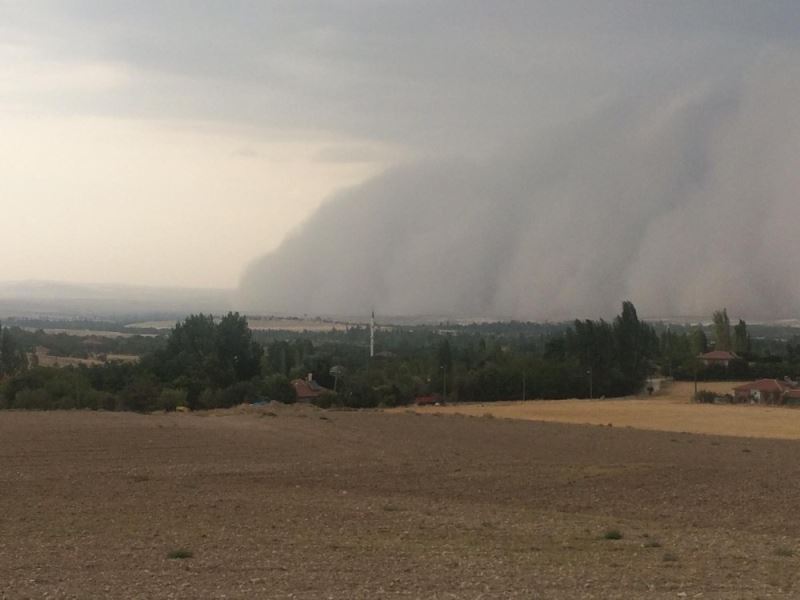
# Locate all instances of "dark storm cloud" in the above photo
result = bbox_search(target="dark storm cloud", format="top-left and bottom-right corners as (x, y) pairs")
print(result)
(9, 2), (799, 151)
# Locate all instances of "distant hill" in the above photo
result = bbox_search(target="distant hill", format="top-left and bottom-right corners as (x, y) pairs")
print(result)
(0, 280), (232, 320)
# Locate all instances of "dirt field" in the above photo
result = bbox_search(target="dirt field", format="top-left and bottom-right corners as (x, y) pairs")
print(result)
(127, 318), (356, 332)
(403, 381), (800, 440)
(3, 405), (800, 598)
(18, 328), (157, 339)
(31, 351), (140, 368)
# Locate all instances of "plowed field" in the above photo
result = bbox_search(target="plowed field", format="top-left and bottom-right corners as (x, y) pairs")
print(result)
(2, 404), (800, 598)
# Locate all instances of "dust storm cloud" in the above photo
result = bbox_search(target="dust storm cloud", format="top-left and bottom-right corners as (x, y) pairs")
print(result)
(239, 51), (800, 319)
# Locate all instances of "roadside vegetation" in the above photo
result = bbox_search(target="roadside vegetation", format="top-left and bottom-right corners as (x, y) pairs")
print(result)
(2, 302), (800, 411)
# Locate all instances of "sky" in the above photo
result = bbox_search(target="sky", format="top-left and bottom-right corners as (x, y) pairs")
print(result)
(3, 2), (800, 318)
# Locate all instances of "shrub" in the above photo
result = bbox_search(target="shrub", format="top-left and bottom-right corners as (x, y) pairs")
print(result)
(120, 377), (162, 412)
(262, 374), (296, 404)
(197, 381), (262, 409)
(694, 389), (717, 404)
(13, 389), (55, 410)
(167, 548), (193, 560)
(80, 389), (116, 411)
(157, 389), (188, 411)
(603, 529), (623, 540)
(311, 390), (339, 409)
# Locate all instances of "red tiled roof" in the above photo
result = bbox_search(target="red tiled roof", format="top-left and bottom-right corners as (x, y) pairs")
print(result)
(414, 395), (440, 406)
(732, 379), (790, 393)
(292, 379), (328, 399)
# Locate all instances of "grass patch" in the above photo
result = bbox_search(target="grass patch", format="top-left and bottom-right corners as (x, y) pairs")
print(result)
(603, 529), (623, 540)
(643, 540), (662, 548)
(167, 548), (193, 560)
(774, 547), (794, 557)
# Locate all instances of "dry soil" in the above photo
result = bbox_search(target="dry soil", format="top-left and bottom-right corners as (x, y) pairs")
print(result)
(2, 404), (800, 598)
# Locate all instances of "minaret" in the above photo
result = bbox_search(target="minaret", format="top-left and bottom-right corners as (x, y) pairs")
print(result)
(370, 310), (375, 358)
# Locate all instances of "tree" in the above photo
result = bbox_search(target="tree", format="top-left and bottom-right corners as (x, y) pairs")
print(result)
(0, 324), (28, 377)
(215, 312), (263, 383)
(153, 313), (263, 406)
(265, 341), (292, 375)
(437, 338), (453, 371)
(613, 301), (654, 393)
(567, 318), (616, 394)
(712, 309), (732, 351)
(690, 327), (708, 355)
(263, 374), (297, 403)
(733, 319), (751, 355)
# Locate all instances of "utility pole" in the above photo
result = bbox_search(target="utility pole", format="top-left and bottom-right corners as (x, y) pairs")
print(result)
(522, 370), (527, 402)
(666, 324), (673, 379)
(370, 310), (375, 359)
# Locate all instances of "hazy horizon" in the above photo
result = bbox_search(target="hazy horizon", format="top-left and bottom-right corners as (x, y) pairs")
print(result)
(4, 2), (800, 319)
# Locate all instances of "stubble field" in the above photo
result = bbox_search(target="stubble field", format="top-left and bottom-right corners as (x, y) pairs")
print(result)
(404, 381), (800, 440)
(3, 401), (800, 598)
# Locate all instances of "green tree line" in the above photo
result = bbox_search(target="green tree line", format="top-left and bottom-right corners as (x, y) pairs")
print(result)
(1, 304), (799, 411)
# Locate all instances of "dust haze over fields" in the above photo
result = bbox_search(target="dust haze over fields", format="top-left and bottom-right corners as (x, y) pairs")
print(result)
(239, 2), (800, 320)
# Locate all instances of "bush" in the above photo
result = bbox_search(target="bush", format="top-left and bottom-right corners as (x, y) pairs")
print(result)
(13, 388), (55, 410)
(156, 388), (188, 411)
(79, 389), (116, 411)
(197, 388), (218, 410)
(120, 377), (162, 412)
(311, 390), (339, 409)
(603, 529), (623, 540)
(262, 374), (296, 404)
(694, 389), (717, 404)
(197, 381), (262, 409)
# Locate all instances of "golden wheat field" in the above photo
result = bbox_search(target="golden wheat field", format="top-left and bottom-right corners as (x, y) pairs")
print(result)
(401, 381), (800, 440)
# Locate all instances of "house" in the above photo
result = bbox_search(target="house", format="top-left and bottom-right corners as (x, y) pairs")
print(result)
(732, 379), (798, 405)
(414, 394), (441, 406)
(698, 350), (740, 367)
(291, 374), (331, 402)
(785, 389), (800, 406)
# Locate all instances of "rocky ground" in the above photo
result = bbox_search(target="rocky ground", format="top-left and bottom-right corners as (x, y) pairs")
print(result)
(2, 404), (800, 598)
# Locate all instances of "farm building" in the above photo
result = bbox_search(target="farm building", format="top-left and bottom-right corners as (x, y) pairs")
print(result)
(732, 379), (800, 405)
(414, 395), (442, 406)
(291, 376), (330, 402)
(698, 350), (740, 367)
